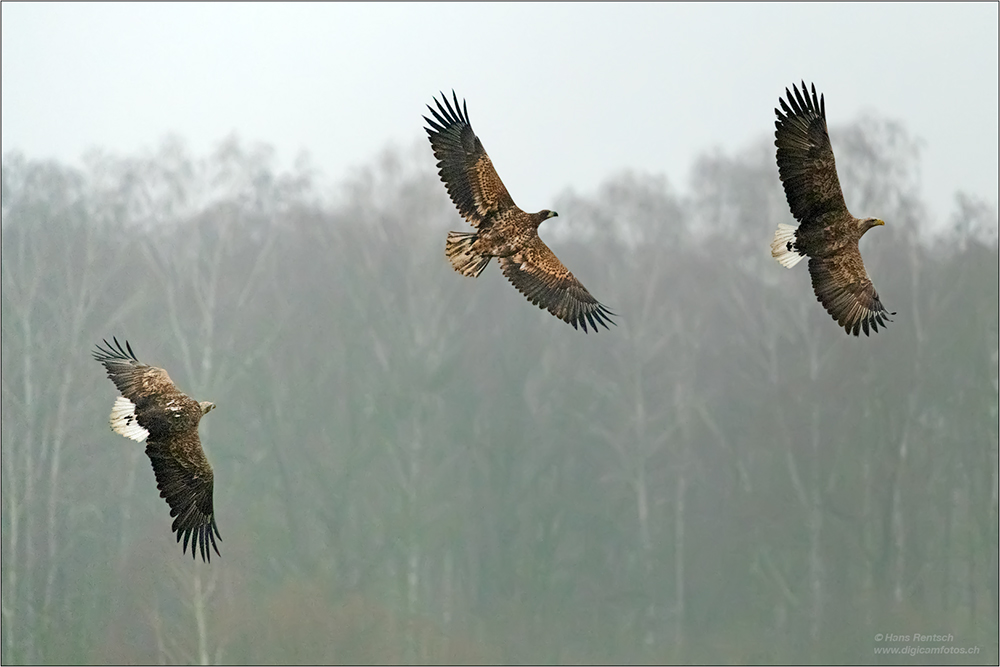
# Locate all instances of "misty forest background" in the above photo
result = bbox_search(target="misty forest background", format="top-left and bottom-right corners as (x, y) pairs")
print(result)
(2, 111), (998, 665)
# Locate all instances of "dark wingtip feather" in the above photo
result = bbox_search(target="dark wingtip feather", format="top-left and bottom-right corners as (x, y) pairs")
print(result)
(120, 337), (138, 362)
(426, 90), (471, 131)
(572, 304), (617, 333)
(93, 336), (139, 364)
(177, 523), (221, 563)
(423, 113), (445, 134)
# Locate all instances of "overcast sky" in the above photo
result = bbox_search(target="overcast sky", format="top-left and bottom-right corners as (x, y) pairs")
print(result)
(3, 3), (997, 228)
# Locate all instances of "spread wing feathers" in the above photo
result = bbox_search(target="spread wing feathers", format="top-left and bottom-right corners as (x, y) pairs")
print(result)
(499, 236), (616, 333)
(146, 437), (221, 562)
(808, 254), (894, 337)
(424, 90), (516, 228)
(93, 337), (221, 562)
(775, 81), (850, 228)
(93, 337), (180, 403)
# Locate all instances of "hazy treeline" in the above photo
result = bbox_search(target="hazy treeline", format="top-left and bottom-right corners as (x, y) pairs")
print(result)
(2, 116), (997, 664)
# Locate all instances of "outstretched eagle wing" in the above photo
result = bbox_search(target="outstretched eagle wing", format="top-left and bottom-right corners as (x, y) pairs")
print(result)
(93, 338), (221, 561)
(93, 337), (177, 402)
(424, 90), (517, 228)
(145, 435), (221, 563)
(774, 81), (851, 229)
(499, 236), (616, 333)
(808, 254), (892, 337)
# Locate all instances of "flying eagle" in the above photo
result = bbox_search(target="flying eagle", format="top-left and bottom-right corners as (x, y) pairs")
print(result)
(424, 91), (615, 333)
(770, 81), (895, 336)
(93, 337), (221, 562)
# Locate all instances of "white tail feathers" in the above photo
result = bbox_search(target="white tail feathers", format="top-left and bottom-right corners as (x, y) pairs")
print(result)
(445, 231), (491, 277)
(771, 223), (805, 268)
(109, 396), (149, 442)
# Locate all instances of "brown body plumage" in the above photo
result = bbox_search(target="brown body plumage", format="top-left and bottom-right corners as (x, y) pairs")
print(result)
(771, 81), (895, 336)
(425, 91), (615, 333)
(94, 337), (221, 562)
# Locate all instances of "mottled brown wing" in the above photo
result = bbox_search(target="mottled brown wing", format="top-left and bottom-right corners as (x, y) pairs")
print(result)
(93, 337), (178, 403)
(145, 433), (221, 562)
(775, 82), (851, 230)
(424, 91), (517, 228)
(808, 251), (893, 337)
(499, 236), (616, 333)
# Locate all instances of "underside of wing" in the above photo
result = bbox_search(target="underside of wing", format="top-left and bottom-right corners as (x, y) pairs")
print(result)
(424, 91), (516, 228)
(145, 434), (221, 562)
(499, 236), (616, 333)
(775, 82), (851, 230)
(808, 252), (894, 336)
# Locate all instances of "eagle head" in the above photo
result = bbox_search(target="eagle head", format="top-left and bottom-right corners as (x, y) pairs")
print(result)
(199, 401), (216, 415)
(857, 217), (885, 237)
(531, 209), (558, 229)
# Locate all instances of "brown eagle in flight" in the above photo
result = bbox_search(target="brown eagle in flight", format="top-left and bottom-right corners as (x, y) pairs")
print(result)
(771, 81), (895, 336)
(424, 91), (615, 333)
(94, 338), (221, 562)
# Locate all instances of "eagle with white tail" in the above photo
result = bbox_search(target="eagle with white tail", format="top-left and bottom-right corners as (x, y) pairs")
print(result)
(771, 81), (895, 336)
(94, 337), (221, 562)
(424, 91), (615, 333)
